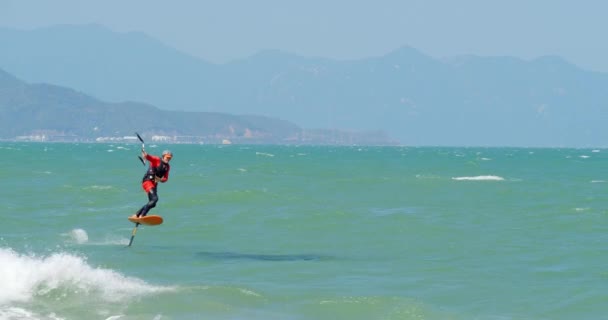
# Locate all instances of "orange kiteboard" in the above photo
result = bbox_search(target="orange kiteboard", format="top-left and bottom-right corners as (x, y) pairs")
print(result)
(128, 214), (164, 226)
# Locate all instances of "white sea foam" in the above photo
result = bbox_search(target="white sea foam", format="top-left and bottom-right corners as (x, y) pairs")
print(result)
(452, 175), (505, 181)
(0, 307), (50, 320)
(61, 230), (132, 246)
(0, 248), (175, 305)
(85, 185), (114, 190)
(239, 288), (262, 297)
(415, 174), (441, 180)
(64, 229), (89, 244)
(255, 152), (275, 157)
(84, 236), (130, 246)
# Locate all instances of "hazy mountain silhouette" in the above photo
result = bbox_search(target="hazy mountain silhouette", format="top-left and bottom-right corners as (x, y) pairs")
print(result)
(0, 68), (296, 141)
(0, 68), (393, 145)
(1, 25), (607, 146)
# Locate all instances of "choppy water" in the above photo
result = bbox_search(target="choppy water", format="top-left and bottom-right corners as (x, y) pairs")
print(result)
(1, 142), (607, 319)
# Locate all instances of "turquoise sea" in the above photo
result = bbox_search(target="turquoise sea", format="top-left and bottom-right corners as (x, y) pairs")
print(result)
(1, 142), (607, 320)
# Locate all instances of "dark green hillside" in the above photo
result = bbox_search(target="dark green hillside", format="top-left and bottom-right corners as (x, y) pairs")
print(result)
(0, 69), (300, 141)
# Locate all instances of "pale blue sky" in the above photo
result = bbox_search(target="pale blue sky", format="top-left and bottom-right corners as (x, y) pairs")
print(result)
(2, 0), (607, 72)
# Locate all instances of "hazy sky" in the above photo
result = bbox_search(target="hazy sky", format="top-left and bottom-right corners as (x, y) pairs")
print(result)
(2, 0), (608, 72)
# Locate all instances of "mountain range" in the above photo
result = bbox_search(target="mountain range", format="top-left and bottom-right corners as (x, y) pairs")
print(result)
(0, 68), (392, 145)
(1, 24), (607, 147)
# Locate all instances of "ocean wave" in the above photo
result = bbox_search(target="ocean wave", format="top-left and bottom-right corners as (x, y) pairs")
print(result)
(0, 248), (175, 305)
(452, 175), (505, 181)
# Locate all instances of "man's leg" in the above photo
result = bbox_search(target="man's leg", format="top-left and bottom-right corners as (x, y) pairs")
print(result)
(137, 187), (159, 217)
